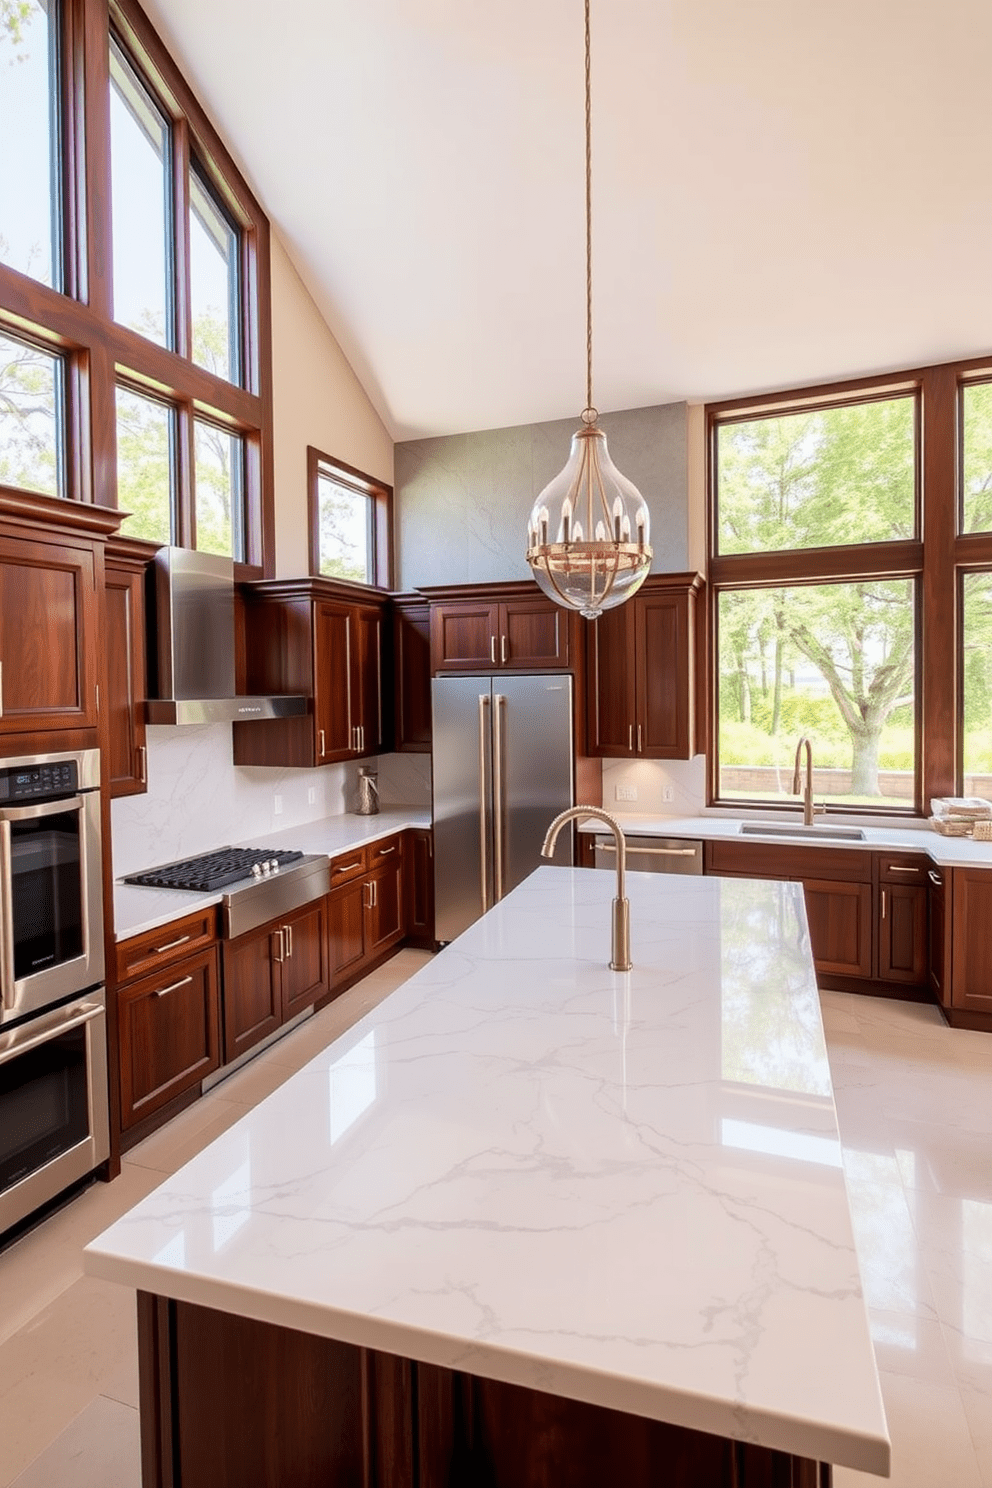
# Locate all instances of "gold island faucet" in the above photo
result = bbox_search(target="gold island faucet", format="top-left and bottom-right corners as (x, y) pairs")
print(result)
(541, 806), (631, 972)
(792, 737), (825, 827)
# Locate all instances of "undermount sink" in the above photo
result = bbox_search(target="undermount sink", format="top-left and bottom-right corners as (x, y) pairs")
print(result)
(738, 823), (866, 842)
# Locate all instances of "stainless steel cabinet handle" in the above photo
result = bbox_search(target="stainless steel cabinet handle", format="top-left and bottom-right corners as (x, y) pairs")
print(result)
(360, 724), (365, 752)
(490, 635), (497, 665)
(138, 745), (147, 784)
(153, 934), (191, 954)
(337, 857), (362, 873)
(887, 864), (921, 874)
(493, 694), (506, 903)
(501, 635), (507, 665)
(637, 724), (643, 752)
(928, 869), (943, 887)
(376, 844), (396, 856)
(319, 728), (326, 758)
(479, 694), (491, 913)
(628, 724), (633, 751)
(372, 879), (377, 909)
(272, 929), (285, 963)
(881, 889), (887, 920)
(155, 975), (193, 999)
(284, 923), (293, 958)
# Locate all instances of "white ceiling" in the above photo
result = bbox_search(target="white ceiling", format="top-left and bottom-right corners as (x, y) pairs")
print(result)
(144, 0), (992, 441)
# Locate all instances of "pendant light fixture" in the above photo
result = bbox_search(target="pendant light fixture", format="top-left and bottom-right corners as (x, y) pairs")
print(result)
(526, 0), (652, 621)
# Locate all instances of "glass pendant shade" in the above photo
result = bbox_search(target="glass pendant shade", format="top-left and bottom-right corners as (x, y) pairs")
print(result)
(527, 422), (653, 620)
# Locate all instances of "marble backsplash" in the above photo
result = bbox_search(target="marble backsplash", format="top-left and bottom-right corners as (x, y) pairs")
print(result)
(110, 726), (429, 878)
(600, 755), (706, 817)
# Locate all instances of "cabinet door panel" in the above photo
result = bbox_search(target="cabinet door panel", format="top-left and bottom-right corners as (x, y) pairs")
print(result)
(106, 561), (148, 796)
(368, 859), (403, 957)
(119, 948), (220, 1129)
(0, 537), (97, 732)
(281, 900), (330, 1021)
(314, 603), (354, 762)
(328, 879), (367, 988)
(951, 869), (992, 1013)
(878, 883), (926, 984)
(803, 879), (872, 979)
(405, 829), (435, 948)
(637, 591), (691, 758)
(430, 602), (498, 671)
(222, 928), (281, 1062)
(394, 602), (432, 751)
(355, 606), (383, 754)
(585, 603), (635, 756)
(500, 600), (569, 668)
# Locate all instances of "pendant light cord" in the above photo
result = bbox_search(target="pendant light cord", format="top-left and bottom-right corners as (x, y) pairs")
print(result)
(583, 0), (596, 424)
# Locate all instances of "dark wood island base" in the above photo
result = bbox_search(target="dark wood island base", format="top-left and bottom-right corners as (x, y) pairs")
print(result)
(138, 1293), (832, 1488)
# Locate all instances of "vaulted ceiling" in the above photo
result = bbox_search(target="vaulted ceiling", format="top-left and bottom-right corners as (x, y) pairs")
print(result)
(144, 0), (992, 439)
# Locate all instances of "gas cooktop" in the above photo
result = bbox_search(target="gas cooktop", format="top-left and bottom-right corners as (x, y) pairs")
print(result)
(124, 845), (304, 892)
(123, 845), (331, 938)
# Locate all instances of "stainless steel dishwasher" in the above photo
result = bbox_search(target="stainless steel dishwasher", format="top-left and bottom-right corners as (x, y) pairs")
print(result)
(591, 834), (703, 875)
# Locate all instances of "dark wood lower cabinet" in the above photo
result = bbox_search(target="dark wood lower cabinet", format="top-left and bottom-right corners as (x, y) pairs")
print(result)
(927, 866), (951, 1009)
(328, 877), (369, 988)
(405, 828), (435, 948)
(877, 882), (927, 985)
(326, 834), (409, 994)
(118, 949), (221, 1130)
(802, 878), (873, 980)
(138, 1295), (830, 1488)
(223, 901), (330, 1063)
(950, 867), (992, 1022)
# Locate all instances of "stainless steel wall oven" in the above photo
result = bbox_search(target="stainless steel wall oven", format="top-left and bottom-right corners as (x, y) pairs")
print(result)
(0, 750), (109, 1236)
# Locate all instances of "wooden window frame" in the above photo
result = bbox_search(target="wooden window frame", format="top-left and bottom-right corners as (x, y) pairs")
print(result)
(707, 356), (992, 814)
(0, 0), (275, 576)
(307, 445), (393, 590)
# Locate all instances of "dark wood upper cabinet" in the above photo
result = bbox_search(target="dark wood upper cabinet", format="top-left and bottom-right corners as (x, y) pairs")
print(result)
(105, 537), (159, 797)
(0, 534), (97, 736)
(423, 582), (572, 674)
(393, 596), (431, 752)
(232, 577), (388, 768)
(586, 573), (702, 760)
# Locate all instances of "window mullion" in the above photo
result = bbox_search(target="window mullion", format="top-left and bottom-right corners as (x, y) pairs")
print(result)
(920, 365), (958, 801)
(175, 401), (195, 548)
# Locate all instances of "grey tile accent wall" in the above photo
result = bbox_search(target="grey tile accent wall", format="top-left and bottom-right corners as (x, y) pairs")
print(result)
(395, 402), (688, 589)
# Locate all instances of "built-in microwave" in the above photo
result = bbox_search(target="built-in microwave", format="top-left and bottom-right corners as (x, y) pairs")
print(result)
(0, 749), (104, 1028)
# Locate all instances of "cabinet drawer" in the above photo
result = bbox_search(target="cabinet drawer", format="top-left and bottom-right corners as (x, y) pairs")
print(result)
(116, 908), (219, 985)
(705, 839), (871, 883)
(878, 854), (928, 884)
(368, 834), (402, 869)
(329, 847), (368, 888)
(118, 947), (221, 1129)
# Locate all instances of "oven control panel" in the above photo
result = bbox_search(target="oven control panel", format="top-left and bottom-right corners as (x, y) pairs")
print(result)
(0, 760), (78, 802)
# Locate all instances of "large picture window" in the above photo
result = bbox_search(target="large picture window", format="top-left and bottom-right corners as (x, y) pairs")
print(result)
(0, 0), (273, 573)
(710, 365), (992, 811)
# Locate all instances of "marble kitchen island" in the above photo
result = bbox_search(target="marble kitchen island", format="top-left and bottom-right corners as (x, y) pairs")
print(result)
(85, 867), (890, 1486)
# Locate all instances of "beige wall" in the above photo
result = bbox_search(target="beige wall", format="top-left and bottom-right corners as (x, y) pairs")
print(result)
(269, 233), (394, 578)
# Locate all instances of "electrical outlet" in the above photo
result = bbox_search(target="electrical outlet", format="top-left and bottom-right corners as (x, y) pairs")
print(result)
(663, 786), (674, 803)
(308, 787), (316, 806)
(274, 794), (283, 815)
(615, 784), (638, 802)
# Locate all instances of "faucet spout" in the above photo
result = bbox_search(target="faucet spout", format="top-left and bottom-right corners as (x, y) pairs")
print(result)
(792, 737), (823, 827)
(541, 805), (631, 971)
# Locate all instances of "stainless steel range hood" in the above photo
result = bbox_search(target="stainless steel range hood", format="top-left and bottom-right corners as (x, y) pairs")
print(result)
(145, 548), (307, 726)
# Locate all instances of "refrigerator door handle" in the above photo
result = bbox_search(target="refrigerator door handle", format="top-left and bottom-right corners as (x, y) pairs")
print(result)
(493, 693), (507, 902)
(478, 693), (491, 913)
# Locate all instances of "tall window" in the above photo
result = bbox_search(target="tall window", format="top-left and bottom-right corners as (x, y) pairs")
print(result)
(710, 365), (992, 810)
(308, 448), (392, 588)
(0, 0), (61, 288)
(710, 392), (921, 813)
(0, 0), (273, 572)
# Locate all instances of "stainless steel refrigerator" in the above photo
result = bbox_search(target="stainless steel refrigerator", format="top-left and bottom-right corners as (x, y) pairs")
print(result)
(432, 674), (574, 943)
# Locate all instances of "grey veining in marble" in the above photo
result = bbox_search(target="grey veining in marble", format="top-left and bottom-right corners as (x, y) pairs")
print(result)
(87, 868), (888, 1474)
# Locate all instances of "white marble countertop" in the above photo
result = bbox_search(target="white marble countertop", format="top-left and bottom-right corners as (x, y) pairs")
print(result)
(87, 866), (889, 1475)
(579, 811), (992, 868)
(112, 808), (432, 942)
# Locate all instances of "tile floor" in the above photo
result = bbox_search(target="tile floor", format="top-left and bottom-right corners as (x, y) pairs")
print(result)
(0, 970), (989, 1486)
